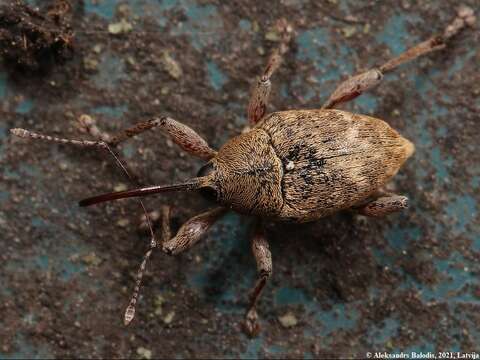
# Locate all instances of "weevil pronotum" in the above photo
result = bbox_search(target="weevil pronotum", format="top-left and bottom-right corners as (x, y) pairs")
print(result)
(10, 6), (476, 337)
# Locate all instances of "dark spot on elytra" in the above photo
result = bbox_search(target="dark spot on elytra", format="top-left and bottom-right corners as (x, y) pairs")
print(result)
(285, 142), (303, 161)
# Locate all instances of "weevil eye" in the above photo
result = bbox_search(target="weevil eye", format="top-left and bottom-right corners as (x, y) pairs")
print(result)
(197, 162), (218, 202)
(197, 162), (214, 178)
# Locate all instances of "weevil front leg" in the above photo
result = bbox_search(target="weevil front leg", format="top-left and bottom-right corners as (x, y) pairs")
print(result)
(247, 19), (293, 125)
(322, 5), (475, 109)
(354, 194), (409, 217)
(83, 114), (216, 160)
(108, 116), (216, 160)
(124, 206), (227, 325)
(243, 224), (272, 337)
(11, 115), (217, 160)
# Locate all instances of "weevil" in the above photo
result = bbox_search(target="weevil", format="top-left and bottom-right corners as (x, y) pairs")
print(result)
(10, 7), (475, 337)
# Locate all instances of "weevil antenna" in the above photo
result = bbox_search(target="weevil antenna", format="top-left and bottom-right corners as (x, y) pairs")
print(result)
(102, 145), (158, 326)
(78, 177), (210, 207)
(103, 146), (156, 241)
(124, 239), (157, 325)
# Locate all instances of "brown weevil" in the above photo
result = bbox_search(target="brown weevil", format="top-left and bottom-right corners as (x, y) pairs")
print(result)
(10, 7), (476, 337)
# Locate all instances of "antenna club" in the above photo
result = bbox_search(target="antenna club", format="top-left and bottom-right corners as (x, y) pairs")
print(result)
(124, 305), (135, 326)
(10, 128), (30, 138)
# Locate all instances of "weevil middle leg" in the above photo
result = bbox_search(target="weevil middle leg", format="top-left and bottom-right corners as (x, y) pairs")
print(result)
(321, 5), (475, 110)
(247, 18), (293, 125)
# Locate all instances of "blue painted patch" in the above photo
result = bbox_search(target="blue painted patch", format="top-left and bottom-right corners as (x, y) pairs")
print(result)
(413, 250), (479, 303)
(186, 212), (255, 314)
(0, 191), (9, 203)
(296, 28), (353, 86)
(122, 142), (135, 159)
(265, 344), (285, 355)
(92, 105), (128, 118)
(436, 126), (447, 137)
(15, 99), (33, 114)
(447, 48), (477, 78)
(169, 2), (222, 50)
(93, 54), (127, 89)
(84, 0), (116, 20)
(375, 15), (419, 55)
(0, 123), (6, 160)
(33, 255), (49, 270)
(430, 147), (452, 182)
(471, 176), (480, 189)
(207, 61), (227, 91)
(275, 287), (308, 306)
(445, 195), (477, 236)
(297, 28), (329, 63)
(240, 337), (262, 359)
(31, 216), (47, 228)
(354, 93), (378, 113)
(385, 225), (421, 250)
(315, 303), (358, 334)
(239, 19), (251, 31)
(19, 163), (40, 177)
(158, 0), (177, 11)
(0, 335), (52, 359)
(368, 317), (400, 345)
(0, 71), (6, 99)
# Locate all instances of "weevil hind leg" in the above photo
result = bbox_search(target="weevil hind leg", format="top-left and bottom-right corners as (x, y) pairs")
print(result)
(322, 5), (475, 110)
(247, 19), (293, 125)
(243, 223), (272, 337)
(354, 194), (409, 217)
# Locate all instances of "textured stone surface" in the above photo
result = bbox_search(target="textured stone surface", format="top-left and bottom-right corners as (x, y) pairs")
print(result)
(0, 0), (479, 358)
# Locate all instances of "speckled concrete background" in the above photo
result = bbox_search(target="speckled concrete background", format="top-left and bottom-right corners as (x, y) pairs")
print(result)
(0, 0), (479, 358)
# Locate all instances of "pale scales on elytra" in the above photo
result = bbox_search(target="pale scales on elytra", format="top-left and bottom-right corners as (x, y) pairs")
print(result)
(10, 6), (476, 337)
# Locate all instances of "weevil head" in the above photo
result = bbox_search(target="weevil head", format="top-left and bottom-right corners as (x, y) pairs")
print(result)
(197, 129), (284, 216)
(80, 130), (282, 216)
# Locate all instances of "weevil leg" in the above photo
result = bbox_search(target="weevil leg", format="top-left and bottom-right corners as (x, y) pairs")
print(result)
(247, 19), (293, 125)
(124, 206), (227, 325)
(354, 194), (409, 217)
(243, 224), (272, 337)
(108, 116), (217, 160)
(322, 5), (475, 109)
(139, 205), (172, 235)
(12, 115), (217, 160)
(161, 207), (227, 255)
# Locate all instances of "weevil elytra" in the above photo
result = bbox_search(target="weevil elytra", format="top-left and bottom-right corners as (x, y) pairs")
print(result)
(10, 6), (475, 337)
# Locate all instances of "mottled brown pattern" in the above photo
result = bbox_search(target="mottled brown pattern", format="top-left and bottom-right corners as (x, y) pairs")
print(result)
(256, 109), (414, 222)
